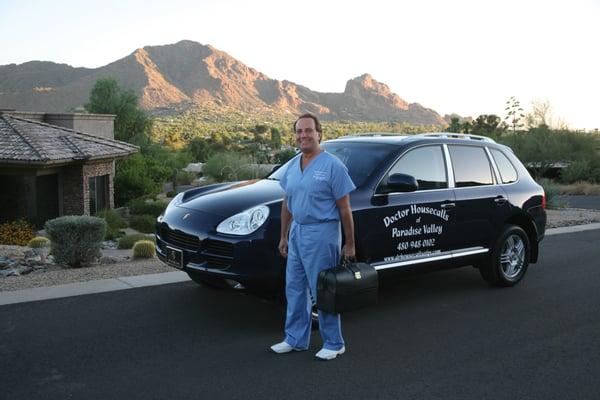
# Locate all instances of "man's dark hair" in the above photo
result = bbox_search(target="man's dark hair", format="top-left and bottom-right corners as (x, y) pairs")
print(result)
(293, 113), (322, 134)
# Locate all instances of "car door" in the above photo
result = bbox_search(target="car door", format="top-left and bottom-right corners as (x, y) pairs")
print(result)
(354, 144), (455, 266)
(446, 144), (511, 252)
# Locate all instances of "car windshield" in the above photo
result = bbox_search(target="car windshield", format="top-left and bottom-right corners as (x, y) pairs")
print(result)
(267, 142), (395, 187)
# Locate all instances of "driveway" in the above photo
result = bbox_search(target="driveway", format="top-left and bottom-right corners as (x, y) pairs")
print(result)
(1, 230), (599, 400)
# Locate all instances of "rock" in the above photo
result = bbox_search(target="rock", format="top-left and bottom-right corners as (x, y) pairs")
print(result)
(23, 249), (36, 258)
(99, 256), (119, 265)
(17, 265), (33, 275)
(0, 269), (17, 277)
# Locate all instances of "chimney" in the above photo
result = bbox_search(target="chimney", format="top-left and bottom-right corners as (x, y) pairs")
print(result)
(43, 113), (116, 140)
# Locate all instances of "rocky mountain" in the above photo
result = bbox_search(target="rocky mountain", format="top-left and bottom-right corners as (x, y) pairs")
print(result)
(0, 40), (445, 125)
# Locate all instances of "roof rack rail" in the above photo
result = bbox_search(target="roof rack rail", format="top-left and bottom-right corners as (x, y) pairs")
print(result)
(418, 132), (496, 143)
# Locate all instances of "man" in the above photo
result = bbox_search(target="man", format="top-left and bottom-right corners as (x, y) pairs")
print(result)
(270, 113), (356, 360)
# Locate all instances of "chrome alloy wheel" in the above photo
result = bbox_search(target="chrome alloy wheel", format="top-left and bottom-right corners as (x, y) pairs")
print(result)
(500, 234), (525, 279)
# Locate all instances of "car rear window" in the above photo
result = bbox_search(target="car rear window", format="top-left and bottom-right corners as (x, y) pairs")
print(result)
(268, 142), (395, 187)
(490, 148), (518, 184)
(448, 145), (494, 187)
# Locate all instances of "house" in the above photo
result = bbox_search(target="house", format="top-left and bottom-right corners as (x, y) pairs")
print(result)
(0, 110), (138, 227)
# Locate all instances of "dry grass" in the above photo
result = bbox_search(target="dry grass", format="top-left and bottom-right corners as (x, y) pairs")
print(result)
(557, 181), (600, 195)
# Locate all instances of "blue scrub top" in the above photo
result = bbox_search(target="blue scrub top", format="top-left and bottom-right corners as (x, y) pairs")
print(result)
(279, 151), (356, 225)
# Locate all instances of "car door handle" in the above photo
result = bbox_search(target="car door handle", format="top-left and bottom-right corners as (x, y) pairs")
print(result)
(440, 202), (455, 209)
(494, 196), (508, 205)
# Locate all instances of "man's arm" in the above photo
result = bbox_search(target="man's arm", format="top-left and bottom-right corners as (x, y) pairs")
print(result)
(279, 196), (292, 257)
(336, 194), (356, 260)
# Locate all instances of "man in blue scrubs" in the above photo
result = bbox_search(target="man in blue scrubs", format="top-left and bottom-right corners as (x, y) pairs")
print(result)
(270, 113), (356, 360)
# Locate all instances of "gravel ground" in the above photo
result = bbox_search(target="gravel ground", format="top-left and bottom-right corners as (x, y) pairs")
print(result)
(0, 258), (172, 292)
(2, 207), (600, 293)
(545, 207), (600, 228)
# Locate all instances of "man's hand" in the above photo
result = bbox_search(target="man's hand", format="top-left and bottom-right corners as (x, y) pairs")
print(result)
(341, 243), (356, 262)
(279, 237), (288, 258)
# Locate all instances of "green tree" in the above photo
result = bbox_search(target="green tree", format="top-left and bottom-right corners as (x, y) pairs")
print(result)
(270, 127), (282, 149)
(471, 114), (505, 137)
(85, 77), (152, 143)
(447, 117), (461, 133)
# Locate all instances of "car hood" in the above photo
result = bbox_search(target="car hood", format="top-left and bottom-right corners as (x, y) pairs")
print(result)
(177, 179), (284, 217)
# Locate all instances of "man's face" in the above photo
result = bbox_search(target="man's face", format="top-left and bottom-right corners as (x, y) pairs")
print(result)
(295, 117), (321, 153)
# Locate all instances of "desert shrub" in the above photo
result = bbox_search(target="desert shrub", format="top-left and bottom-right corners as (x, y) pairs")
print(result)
(28, 236), (50, 248)
(176, 170), (197, 186)
(560, 160), (589, 184)
(166, 190), (176, 198)
(129, 214), (156, 233)
(0, 219), (36, 246)
(537, 178), (564, 209)
(96, 209), (127, 240)
(559, 181), (600, 195)
(132, 240), (156, 259)
(274, 148), (297, 164)
(45, 216), (106, 267)
(128, 198), (168, 218)
(118, 234), (155, 249)
(203, 152), (255, 182)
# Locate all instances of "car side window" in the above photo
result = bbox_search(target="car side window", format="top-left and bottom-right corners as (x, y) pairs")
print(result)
(490, 148), (518, 184)
(448, 145), (494, 187)
(380, 145), (447, 192)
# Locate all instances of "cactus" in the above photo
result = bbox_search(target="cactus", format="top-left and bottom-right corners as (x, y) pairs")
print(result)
(28, 236), (50, 248)
(132, 240), (156, 259)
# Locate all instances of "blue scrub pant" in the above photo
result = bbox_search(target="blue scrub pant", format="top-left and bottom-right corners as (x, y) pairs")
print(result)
(284, 220), (345, 351)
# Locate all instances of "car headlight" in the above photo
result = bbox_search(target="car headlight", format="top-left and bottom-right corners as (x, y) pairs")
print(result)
(216, 205), (270, 235)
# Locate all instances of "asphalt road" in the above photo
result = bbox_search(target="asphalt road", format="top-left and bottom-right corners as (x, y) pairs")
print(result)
(556, 195), (600, 210)
(2, 230), (600, 400)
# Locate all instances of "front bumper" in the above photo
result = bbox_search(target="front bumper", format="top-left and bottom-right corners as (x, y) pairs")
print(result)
(155, 206), (284, 289)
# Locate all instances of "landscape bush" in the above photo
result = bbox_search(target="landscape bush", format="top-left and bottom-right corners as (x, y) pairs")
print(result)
(129, 214), (156, 233)
(118, 234), (155, 249)
(132, 240), (156, 259)
(96, 209), (127, 240)
(45, 216), (106, 267)
(128, 198), (168, 218)
(0, 219), (36, 246)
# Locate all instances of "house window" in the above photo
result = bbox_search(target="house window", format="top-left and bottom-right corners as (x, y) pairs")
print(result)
(89, 175), (108, 214)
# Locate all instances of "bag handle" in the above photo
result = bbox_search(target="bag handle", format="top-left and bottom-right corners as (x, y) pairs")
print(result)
(340, 257), (362, 280)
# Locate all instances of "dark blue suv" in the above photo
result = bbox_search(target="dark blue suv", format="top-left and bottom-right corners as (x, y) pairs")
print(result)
(156, 133), (546, 294)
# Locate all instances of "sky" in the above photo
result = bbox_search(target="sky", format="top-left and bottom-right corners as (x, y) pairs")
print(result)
(1, 0), (599, 129)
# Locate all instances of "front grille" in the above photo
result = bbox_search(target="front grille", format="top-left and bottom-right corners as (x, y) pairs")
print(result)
(201, 239), (234, 269)
(160, 226), (200, 250)
(203, 239), (234, 257)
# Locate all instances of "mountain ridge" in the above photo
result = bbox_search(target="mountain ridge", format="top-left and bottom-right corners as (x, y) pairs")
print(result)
(0, 40), (445, 125)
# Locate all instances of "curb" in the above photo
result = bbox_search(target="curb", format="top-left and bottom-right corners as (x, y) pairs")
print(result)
(545, 222), (600, 236)
(0, 271), (190, 306)
(2, 223), (600, 307)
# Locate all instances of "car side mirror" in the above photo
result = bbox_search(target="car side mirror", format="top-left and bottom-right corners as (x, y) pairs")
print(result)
(387, 173), (418, 193)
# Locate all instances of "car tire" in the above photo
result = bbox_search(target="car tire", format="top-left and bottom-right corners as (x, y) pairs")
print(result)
(479, 224), (530, 287)
(187, 271), (229, 289)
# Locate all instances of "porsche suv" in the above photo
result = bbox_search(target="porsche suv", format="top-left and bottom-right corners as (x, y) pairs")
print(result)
(155, 133), (546, 295)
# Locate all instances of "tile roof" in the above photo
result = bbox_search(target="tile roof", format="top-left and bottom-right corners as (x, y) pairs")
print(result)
(0, 115), (138, 165)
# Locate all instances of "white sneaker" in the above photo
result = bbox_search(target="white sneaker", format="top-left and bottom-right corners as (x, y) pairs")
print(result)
(270, 341), (302, 354)
(315, 346), (346, 360)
